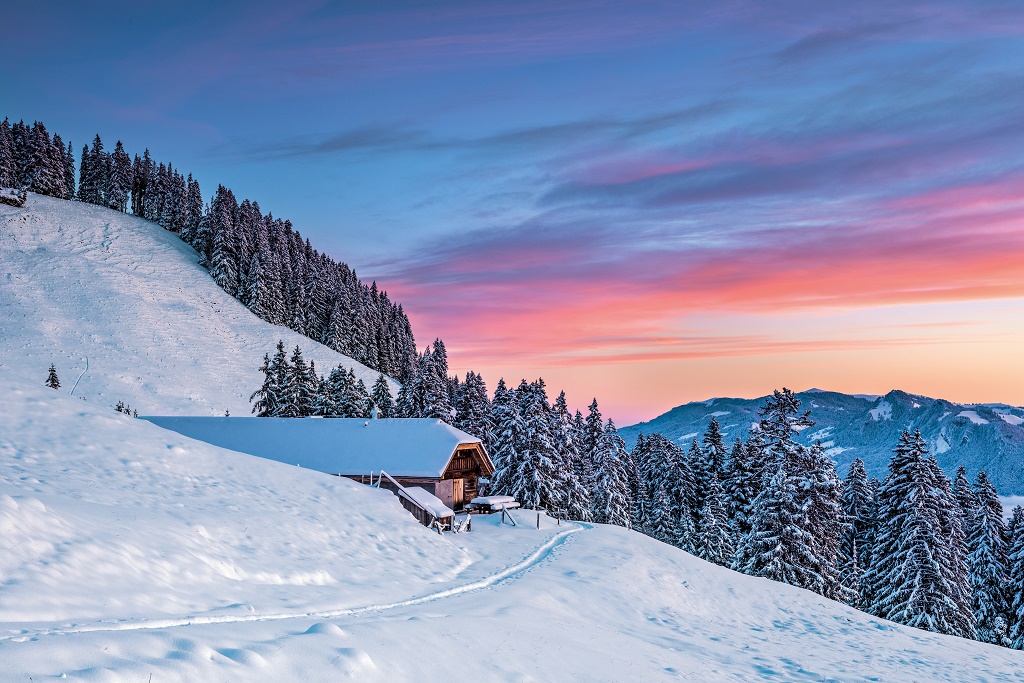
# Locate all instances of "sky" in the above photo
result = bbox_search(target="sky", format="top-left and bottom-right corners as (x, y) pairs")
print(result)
(4, 0), (1024, 424)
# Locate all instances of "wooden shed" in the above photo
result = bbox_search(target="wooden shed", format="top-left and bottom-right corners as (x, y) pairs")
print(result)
(141, 416), (494, 516)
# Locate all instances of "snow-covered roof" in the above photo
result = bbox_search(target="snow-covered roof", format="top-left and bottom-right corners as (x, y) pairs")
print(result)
(404, 486), (455, 519)
(141, 417), (489, 478)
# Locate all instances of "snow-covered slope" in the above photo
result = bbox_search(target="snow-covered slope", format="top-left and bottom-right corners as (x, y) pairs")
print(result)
(0, 193), (391, 416)
(3, 373), (1023, 681)
(622, 389), (1024, 495)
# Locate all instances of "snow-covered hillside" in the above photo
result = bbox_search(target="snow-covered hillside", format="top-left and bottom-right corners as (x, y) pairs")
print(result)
(2, 374), (1023, 681)
(0, 193), (392, 416)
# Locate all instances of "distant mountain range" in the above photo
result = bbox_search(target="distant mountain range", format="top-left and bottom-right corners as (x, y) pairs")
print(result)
(621, 389), (1024, 495)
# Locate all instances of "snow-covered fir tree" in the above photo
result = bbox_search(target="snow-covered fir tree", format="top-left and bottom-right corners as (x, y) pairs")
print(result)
(1006, 507), (1024, 649)
(969, 470), (1011, 645)
(505, 379), (562, 511)
(864, 429), (974, 637)
(106, 141), (132, 212)
(636, 432), (688, 546)
(551, 390), (592, 521)
(371, 374), (395, 418)
(722, 435), (763, 546)
(696, 470), (732, 566)
(454, 371), (491, 445)
(590, 419), (632, 528)
(954, 466), (980, 531)
(841, 458), (874, 606)
(0, 118), (15, 188)
(733, 391), (849, 601)
(734, 463), (807, 584)
(250, 353), (277, 417)
(421, 338), (452, 421)
(702, 416), (728, 479)
(487, 379), (527, 499)
(284, 346), (316, 417)
(45, 364), (60, 390)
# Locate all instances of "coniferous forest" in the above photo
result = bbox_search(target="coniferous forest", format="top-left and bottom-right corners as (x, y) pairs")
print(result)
(9, 114), (1024, 653)
(0, 117), (418, 381)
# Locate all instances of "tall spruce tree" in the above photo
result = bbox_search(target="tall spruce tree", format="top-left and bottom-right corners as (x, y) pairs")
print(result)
(841, 458), (874, 606)
(106, 141), (132, 211)
(488, 379), (527, 499)
(865, 430), (974, 637)
(250, 353), (278, 417)
(1006, 507), (1024, 649)
(702, 416), (728, 478)
(551, 390), (592, 521)
(696, 470), (733, 566)
(590, 419), (632, 527)
(454, 371), (491, 444)
(371, 374), (395, 418)
(970, 470), (1011, 645)
(0, 118), (14, 188)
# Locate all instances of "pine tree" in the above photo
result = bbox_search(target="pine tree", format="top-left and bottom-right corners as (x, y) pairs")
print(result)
(269, 341), (292, 416)
(209, 185), (241, 294)
(639, 433), (690, 546)
(0, 118), (14, 188)
(371, 373), (395, 418)
(106, 140), (132, 212)
(799, 441), (851, 603)
(841, 458), (874, 606)
(508, 379), (562, 511)
(62, 140), (75, 200)
(702, 416), (728, 478)
(954, 466), (979, 529)
(552, 391), (592, 521)
(287, 346), (318, 417)
(970, 470), (1011, 645)
(696, 471), (733, 566)
(421, 338), (452, 421)
(591, 419), (632, 527)
(249, 353), (277, 417)
(488, 379), (527, 499)
(734, 463), (807, 584)
(864, 430), (974, 637)
(353, 378), (372, 418)
(582, 398), (604, 495)
(723, 435), (763, 546)
(45, 364), (60, 390)
(1006, 507), (1024, 649)
(454, 371), (492, 445)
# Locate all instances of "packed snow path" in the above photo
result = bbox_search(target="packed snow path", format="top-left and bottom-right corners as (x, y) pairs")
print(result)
(2, 379), (1024, 681)
(0, 524), (582, 641)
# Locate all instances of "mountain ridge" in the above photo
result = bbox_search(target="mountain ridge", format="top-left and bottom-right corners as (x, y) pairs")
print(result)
(622, 387), (1024, 495)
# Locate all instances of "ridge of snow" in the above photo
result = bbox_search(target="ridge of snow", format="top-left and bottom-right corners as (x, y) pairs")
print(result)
(999, 414), (1024, 426)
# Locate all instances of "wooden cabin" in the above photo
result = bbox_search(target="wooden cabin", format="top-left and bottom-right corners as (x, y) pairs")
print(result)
(141, 416), (494, 520)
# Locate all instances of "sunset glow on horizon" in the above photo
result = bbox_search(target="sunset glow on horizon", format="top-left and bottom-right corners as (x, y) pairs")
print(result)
(6, 0), (1024, 424)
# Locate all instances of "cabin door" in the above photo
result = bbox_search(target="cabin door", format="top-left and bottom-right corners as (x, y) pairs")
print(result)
(452, 478), (464, 509)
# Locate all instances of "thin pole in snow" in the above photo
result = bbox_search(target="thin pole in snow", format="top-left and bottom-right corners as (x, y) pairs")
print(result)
(537, 512), (540, 529)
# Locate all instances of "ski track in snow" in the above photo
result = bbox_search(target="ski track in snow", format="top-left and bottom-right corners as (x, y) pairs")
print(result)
(0, 526), (583, 642)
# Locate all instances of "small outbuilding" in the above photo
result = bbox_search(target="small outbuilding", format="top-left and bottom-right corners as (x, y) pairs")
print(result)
(142, 416), (494, 517)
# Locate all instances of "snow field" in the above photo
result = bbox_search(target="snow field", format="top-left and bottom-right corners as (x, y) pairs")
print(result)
(3, 375), (1024, 680)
